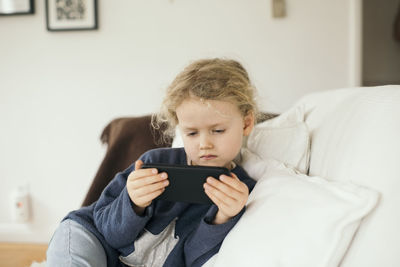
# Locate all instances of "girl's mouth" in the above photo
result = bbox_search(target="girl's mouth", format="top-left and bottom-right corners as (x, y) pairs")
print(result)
(200, 155), (217, 160)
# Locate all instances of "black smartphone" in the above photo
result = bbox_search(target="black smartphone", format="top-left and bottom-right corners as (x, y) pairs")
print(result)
(141, 163), (230, 205)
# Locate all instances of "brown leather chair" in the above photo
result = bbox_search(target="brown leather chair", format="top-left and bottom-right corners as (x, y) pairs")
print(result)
(81, 115), (171, 206)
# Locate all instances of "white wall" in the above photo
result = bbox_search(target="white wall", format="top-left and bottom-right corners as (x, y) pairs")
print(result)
(0, 0), (360, 243)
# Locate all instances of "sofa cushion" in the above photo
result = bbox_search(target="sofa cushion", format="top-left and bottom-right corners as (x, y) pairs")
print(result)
(246, 105), (310, 174)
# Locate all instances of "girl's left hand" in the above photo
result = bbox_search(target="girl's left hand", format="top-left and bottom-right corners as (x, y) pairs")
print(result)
(204, 173), (249, 224)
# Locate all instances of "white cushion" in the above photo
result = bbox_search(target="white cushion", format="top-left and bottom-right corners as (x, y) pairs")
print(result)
(172, 105), (310, 174)
(210, 149), (379, 267)
(171, 128), (184, 148)
(294, 85), (400, 266)
(246, 105), (310, 174)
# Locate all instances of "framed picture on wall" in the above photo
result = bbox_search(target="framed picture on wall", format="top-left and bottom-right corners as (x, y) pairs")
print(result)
(45, 0), (98, 31)
(0, 0), (34, 15)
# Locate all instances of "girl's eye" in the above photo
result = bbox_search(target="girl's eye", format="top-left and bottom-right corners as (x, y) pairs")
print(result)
(187, 132), (197, 136)
(213, 129), (225, 134)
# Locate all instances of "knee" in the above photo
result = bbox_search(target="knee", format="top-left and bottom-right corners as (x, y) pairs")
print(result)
(47, 219), (107, 267)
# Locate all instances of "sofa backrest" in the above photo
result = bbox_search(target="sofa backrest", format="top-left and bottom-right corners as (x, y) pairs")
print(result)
(294, 85), (400, 267)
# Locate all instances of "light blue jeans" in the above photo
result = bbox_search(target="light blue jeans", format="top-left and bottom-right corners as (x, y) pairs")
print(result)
(46, 219), (107, 267)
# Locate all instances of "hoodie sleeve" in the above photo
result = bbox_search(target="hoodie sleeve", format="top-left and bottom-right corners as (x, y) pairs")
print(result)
(184, 168), (256, 266)
(183, 205), (246, 266)
(93, 154), (154, 250)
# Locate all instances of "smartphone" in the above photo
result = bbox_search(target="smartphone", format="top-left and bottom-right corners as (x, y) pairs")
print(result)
(141, 163), (230, 205)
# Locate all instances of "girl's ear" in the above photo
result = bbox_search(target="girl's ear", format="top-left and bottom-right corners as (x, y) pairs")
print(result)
(243, 111), (255, 136)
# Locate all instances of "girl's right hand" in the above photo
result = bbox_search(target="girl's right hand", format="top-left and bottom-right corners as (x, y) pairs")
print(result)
(127, 160), (169, 214)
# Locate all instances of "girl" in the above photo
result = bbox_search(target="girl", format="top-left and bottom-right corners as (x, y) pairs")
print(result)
(47, 58), (259, 267)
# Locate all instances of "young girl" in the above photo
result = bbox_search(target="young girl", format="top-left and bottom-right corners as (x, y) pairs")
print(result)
(47, 58), (259, 267)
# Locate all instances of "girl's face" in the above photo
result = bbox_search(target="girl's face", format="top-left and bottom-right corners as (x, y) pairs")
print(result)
(176, 98), (254, 169)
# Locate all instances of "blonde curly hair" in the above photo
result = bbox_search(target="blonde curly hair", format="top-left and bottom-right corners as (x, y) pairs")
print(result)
(152, 58), (259, 142)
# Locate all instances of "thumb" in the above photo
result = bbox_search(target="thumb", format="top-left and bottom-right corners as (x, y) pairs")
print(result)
(230, 172), (240, 180)
(135, 160), (143, 170)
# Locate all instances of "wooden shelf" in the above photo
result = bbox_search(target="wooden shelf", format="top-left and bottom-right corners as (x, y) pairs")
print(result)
(0, 242), (47, 267)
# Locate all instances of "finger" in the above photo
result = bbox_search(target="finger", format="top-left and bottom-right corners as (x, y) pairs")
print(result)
(135, 160), (143, 170)
(205, 184), (247, 219)
(135, 188), (166, 206)
(219, 174), (248, 193)
(204, 185), (235, 213)
(204, 184), (225, 207)
(204, 182), (236, 206)
(133, 179), (169, 198)
(128, 167), (159, 182)
(129, 172), (168, 189)
(206, 177), (242, 201)
(133, 160), (160, 179)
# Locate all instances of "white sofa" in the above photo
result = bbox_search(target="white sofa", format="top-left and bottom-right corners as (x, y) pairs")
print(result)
(202, 85), (400, 267)
(297, 85), (400, 267)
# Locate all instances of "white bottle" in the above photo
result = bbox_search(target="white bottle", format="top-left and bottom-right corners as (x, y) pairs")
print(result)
(11, 185), (31, 223)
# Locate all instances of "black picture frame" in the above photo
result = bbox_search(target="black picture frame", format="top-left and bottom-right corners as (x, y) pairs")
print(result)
(45, 0), (98, 32)
(0, 0), (34, 15)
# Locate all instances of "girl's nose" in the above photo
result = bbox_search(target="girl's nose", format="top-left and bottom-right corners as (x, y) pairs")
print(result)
(199, 135), (213, 150)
